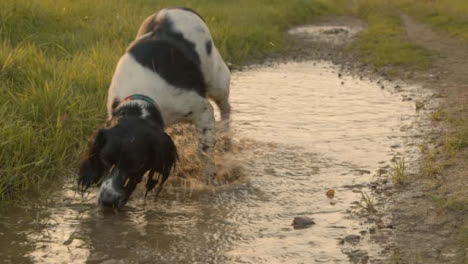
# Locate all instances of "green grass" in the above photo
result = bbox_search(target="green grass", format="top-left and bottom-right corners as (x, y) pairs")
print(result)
(349, 0), (468, 74)
(393, 0), (468, 42)
(429, 109), (447, 122)
(0, 0), (347, 202)
(457, 227), (468, 253)
(390, 157), (406, 185)
(359, 191), (377, 213)
(351, 0), (432, 74)
(420, 114), (468, 179)
(432, 194), (468, 221)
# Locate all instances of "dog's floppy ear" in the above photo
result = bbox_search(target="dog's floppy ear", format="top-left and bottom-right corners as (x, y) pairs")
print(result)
(145, 129), (178, 197)
(78, 129), (107, 192)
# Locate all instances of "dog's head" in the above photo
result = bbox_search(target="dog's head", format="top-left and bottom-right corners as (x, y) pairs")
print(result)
(78, 115), (177, 209)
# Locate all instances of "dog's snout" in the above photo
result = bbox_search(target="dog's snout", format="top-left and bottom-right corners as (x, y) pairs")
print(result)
(98, 190), (125, 208)
(98, 178), (126, 208)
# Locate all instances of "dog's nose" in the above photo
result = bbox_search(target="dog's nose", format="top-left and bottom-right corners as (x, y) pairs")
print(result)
(98, 190), (125, 208)
(98, 179), (126, 208)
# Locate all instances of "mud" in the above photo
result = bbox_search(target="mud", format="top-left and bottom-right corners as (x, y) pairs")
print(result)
(387, 14), (468, 263)
(0, 57), (435, 263)
(0, 17), (444, 264)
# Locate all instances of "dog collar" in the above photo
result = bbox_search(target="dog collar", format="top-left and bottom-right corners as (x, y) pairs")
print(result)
(122, 94), (157, 108)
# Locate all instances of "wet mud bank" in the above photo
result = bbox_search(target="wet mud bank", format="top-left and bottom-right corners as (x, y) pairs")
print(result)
(388, 14), (468, 263)
(0, 17), (443, 263)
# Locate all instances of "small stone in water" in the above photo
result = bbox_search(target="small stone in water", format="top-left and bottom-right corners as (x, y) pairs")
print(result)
(343, 234), (361, 244)
(292, 216), (316, 229)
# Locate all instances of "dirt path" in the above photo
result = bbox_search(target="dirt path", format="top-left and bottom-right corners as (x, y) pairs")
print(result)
(401, 13), (468, 92)
(390, 14), (468, 263)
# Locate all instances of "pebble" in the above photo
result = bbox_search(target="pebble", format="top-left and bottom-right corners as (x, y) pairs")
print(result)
(100, 259), (125, 264)
(343, 234), (361, 244)
(222, 219), (236, 225)
(87, 252), (109, 263)
(315, 257), (330, 262)
(378, 168), (388, 175)
(292, 216), (316, 229)
(345, 249), (369, 263)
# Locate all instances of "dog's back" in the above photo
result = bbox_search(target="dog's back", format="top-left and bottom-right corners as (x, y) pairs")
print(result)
(81, 8), (232, 202)
(107, 8), (230, 126)
(135, 8), (229, 98)
(136, 8), (211, 64)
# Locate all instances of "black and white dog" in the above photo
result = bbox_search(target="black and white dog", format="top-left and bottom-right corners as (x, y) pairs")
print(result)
(78, 8), (231, 208)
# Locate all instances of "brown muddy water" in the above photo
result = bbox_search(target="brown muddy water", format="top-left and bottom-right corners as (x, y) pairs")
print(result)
(0, 60), (433, 264)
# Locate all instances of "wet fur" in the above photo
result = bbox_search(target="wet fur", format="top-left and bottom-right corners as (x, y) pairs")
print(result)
(78, 7), (230, 207)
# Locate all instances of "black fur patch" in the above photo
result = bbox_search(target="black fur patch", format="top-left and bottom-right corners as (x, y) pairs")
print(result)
(113, 104), (142, 117)
(144, 104), (165, 127)
(205, 40), (212, 55)
(112, 103), (165, 128)
(78, 130), (107, 191)
(111, 98), (120, 110)
(81, 108), (177, 208)
(128, 18), (206, 97)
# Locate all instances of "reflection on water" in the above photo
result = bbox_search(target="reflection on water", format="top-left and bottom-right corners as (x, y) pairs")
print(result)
(231, 62), (415, 167)
(0, 61), (424, 263)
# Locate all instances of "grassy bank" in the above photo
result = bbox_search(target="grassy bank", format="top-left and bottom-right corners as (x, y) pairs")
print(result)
(350, 0), (468, 73)
(0, 0), (347, 202)
(351, 0), (432, 75)
(393, 0), (468, 41)
(349, 0), (468, 256)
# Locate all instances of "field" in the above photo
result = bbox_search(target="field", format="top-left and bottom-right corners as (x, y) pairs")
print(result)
(1, 0), (468, 262)
(0, 0), (345, 202)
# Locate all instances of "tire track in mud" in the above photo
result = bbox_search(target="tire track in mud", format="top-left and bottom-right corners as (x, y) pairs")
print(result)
(388, 13), (468, 264)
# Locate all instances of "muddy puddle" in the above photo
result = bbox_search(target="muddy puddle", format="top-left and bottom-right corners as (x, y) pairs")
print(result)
(0, 59), (434, 263)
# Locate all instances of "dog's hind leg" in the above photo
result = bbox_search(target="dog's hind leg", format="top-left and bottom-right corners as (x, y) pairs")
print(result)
(194, 101), (217, 185)
(212, 95), (231, 151)
(208, 60), (231, 151)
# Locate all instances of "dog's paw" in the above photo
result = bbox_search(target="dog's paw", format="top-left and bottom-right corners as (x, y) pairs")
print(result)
(223, 139), (231, 152)
(204, 167), (221, 186)
(205, 176), (221, 186)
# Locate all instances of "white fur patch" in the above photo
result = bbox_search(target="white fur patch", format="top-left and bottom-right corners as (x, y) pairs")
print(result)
(107, 8), (230, 123)
(105, 8), (232, 183)
(99, 178), (121, 197)
(107, 54), (206, 125)
(162, 9), (231, 93)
